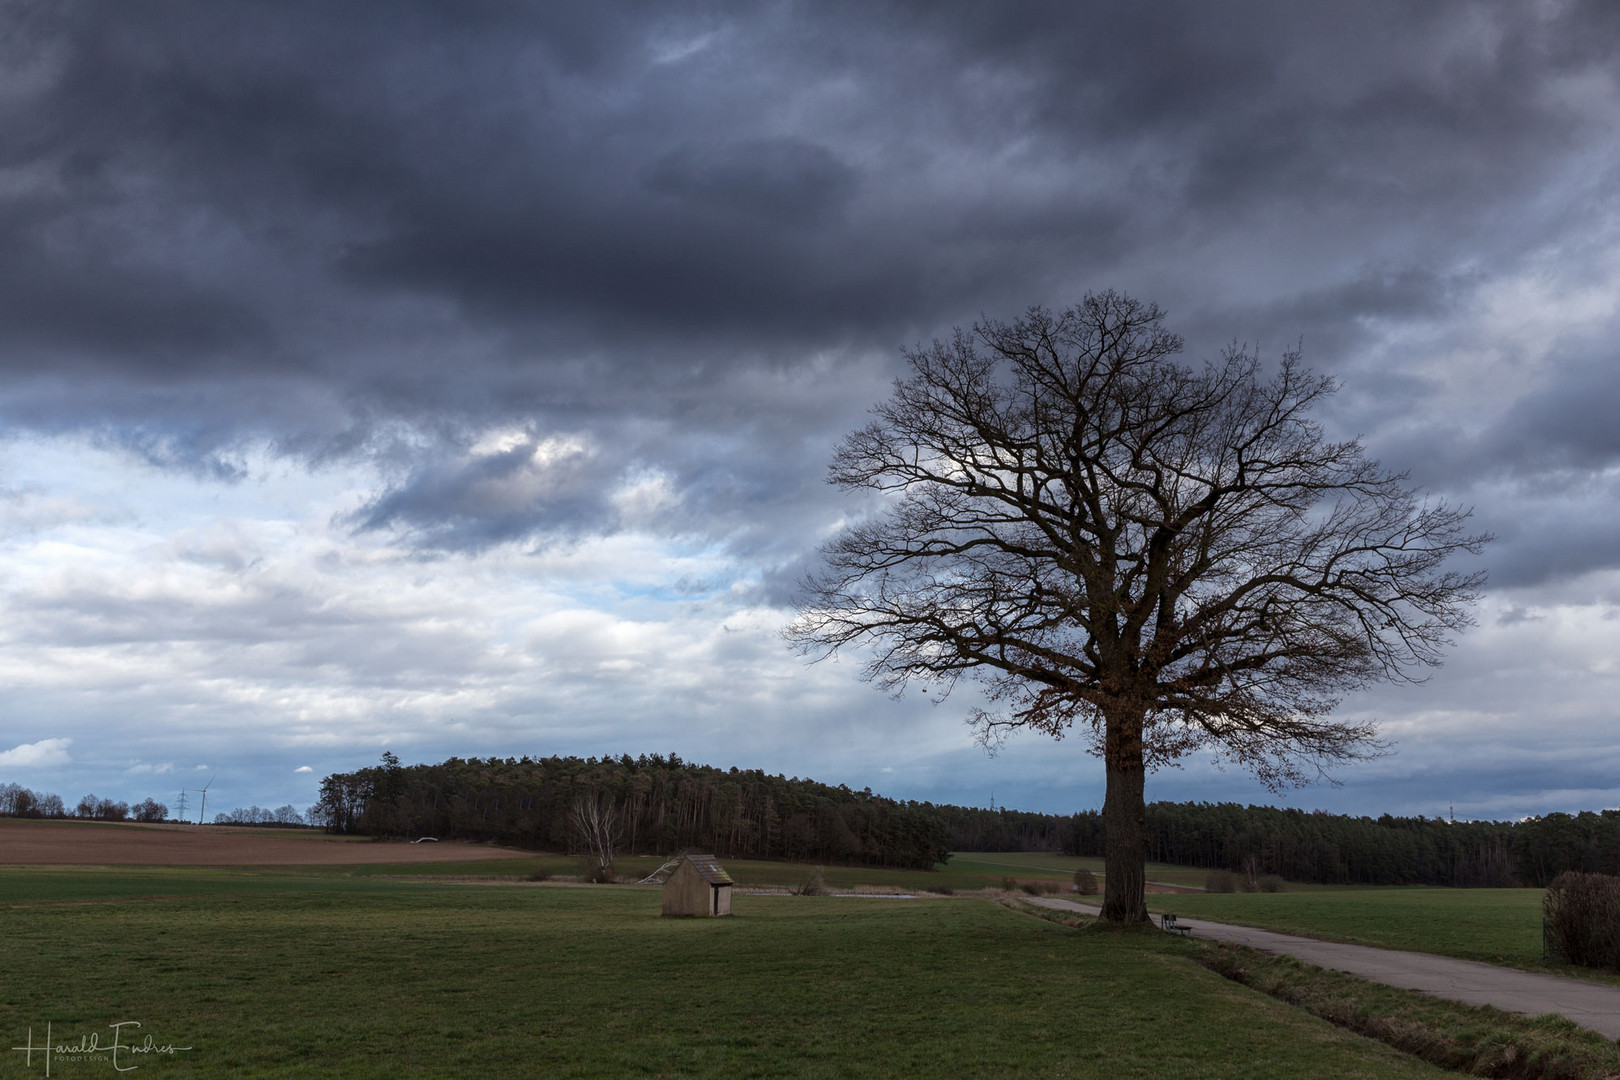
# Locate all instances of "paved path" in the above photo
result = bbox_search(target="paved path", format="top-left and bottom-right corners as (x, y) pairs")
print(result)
(1028, 897), (1620, 1040)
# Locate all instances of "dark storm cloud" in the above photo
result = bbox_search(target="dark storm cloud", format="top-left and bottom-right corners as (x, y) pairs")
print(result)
(641, 137), (858, 225)
(350, 407), (852, 556)
(2, 0), (1617, 554)
(0, 214), (267, 370)
(1349, 317), (1620, 589)
(1491, 344), (1620, 475)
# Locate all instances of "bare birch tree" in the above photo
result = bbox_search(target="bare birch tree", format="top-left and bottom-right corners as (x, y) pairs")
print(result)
(788, 291), (1488, 923)
(570, 791), (621, 877)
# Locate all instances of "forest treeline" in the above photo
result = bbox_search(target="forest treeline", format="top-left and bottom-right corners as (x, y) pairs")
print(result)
(311, 753), (1620, 885)
(1, 783), (167, 823)
(1062, 802), (1620, 888)
(313, 753), (956, 870)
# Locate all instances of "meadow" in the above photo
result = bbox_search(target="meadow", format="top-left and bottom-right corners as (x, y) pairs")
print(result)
(8, 820), (1619, 1077)
(265, 850), (1114, 892)
(1147, 888), (1562, 972)
(318, 849), (1154, 893)
(0, 866), (1451, 1079)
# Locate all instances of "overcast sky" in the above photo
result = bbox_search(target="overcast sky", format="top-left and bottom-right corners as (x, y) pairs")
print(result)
(1, 1), (1617, 822)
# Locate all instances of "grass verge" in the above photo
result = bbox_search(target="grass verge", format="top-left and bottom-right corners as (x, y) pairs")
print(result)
(1010, 899), (1620, 1080)
(1200, 944), (1620, 1080)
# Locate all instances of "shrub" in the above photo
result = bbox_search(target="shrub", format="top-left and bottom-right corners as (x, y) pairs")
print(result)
(1240, 853), (1261, 893)
(1020, 880), (1061, 895)
(928, 885), (954, 896)
(524, 871), (550, 882)
(1073, 868), (1099, 895)
(584, 864), (615, 884)
(794, 866), (829, 896)
(1205, 870), (1238, 893)
(1544, 871), (1620, 970)
(1258, 874), (1286, 893)
(999, 876), (1018, 892)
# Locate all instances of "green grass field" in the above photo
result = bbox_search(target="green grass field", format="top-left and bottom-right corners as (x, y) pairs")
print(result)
(1146, 887), (1548, 968)
(325, 849), (1130, 893)
(0, 867), (1450, 1078)
(292, 850), (1108, 892)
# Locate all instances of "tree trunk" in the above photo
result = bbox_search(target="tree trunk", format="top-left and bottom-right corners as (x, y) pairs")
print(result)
(1101, 710), (1149, 923)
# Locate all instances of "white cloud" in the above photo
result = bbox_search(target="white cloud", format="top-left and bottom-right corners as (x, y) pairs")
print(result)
(294, 765), (313, 773)
(611, 469), (680, 526)
(0, 737), (72, 768)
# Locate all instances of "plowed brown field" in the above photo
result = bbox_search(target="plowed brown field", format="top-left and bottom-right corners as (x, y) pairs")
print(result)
(0, 817), (530, 866)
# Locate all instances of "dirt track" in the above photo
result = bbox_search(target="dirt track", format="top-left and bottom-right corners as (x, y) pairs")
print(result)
(0, 818), (531, 866)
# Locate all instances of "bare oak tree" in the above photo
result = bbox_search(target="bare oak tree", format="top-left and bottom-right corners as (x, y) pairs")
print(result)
(788, 292), (1488, 922)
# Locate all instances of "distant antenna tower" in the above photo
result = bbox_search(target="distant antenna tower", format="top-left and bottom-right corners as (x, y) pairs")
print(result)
(175, 790), (189, 821)
(195, 777), (214, 824)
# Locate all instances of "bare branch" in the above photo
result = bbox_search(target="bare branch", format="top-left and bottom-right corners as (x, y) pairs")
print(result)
(787, 291), (1489, 922)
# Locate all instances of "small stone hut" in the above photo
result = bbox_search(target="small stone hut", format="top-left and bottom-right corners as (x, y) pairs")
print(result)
(661, 853), (734, 917)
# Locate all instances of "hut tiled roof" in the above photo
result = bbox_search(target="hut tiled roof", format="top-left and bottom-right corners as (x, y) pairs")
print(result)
(685, 853), (733, 886)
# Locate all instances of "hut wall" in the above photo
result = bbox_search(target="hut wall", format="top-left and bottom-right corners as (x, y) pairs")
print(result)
(662, 861), (712, 917)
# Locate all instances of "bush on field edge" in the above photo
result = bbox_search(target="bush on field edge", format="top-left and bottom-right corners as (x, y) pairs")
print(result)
(1205, 869), (1286, 893)
(1544, 870), (1620, 970)
(794, 866), (829, 896)
(1073, 868), (1099, 895)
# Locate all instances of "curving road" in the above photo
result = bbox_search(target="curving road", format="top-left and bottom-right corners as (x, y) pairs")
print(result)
(1028, 896), (1620, 1040)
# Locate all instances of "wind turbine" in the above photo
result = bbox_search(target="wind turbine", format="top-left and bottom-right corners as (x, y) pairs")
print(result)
(195, 777), (213, 825)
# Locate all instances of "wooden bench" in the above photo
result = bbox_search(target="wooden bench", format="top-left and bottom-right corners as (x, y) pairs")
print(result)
(1160, 913), (1192, 936)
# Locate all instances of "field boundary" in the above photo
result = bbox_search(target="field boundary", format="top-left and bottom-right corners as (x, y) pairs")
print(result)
(0, 817), (532, 866)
